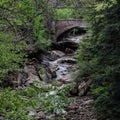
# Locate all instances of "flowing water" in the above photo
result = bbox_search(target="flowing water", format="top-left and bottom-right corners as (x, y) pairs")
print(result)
(42, 35), (85, 84)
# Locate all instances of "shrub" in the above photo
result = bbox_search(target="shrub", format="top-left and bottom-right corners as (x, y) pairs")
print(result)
(0, 32), (26, 83)
(0, 83), (73, 120)
(77, 0), (120, 119)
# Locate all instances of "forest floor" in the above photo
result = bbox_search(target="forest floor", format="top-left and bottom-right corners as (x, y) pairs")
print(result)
(64, 96), (97, 120)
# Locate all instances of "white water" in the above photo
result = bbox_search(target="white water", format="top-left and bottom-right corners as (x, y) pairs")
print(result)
(42, 35), (84, 83)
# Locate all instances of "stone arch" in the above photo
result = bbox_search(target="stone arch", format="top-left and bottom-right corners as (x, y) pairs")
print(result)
(56, 25), (86, 41)
(50, 19), (87, 40)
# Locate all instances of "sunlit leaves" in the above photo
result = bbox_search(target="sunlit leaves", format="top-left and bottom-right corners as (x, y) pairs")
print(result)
(0, 83), (72, 119)
(0, 32), (26, 80)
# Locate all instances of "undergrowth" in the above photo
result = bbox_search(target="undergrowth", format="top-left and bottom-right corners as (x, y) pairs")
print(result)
(0, 82), (73, 120)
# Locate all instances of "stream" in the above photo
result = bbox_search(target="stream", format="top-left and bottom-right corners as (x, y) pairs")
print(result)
(41, 35), (85, 84)
(38, 34), (97, 120)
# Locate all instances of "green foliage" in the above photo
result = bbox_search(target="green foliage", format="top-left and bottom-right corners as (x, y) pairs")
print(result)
(0, 0), (52, 49)
(33, 15), (51, 50)
(0, 0), (53, 82)
(55, 8), (72, 20)
(0, 83), (72, 120)
(77, 0), (120, 119)
(0, 32), (26, 82)
(0, 88), (36, 120)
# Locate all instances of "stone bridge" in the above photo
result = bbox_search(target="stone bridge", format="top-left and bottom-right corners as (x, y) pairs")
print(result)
(50, 19), (87, 40)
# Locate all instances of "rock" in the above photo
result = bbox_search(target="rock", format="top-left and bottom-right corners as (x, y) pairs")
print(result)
(25, 74), (40, 86)
(82, 100), (94, 105)
(46, 114), (55, 119)
(57, 57), (76, 64)
(2, 71), (28, 87)
(78, 79), (92, 96)
(52, 50), (65, 57)
(29, 111), (36, 116)
(45, 66), (57, 79)
(69, 74), (92, 96)
(0, 115), (4, 120)
(24, 64), (43, 85)
(45, 71), (52, 80)
(49, 66), (57, 78)
(24, 43), (39, 55)
(24, 64), (37, 75)
(65, 48), (74, 54)
(60, 74), (73, 84)
(36, 111), (46, 119)
(57, 35), (85, 50)
(52, 81), (63, 86)
(48, 50), (65, 60)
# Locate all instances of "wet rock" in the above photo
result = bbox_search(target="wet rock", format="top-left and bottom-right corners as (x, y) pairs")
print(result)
(78, 79), (92, 96)
(43, 56), (77, 83)
(24, 64), (43, 85)
(36, 111), (46, 119)
(52, 50), (65, 57)
(60, 74), (73, 84)
(65, 48), (74, 54)
(49, 66), (57, 78)
(45, 70), (52, 80)
(48, 50), (65, 60)
(57, 57), (76, 64)
(45, 66), (57, 78)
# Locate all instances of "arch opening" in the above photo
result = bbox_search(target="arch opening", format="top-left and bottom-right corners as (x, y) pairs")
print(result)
(57, 26), (86, 41)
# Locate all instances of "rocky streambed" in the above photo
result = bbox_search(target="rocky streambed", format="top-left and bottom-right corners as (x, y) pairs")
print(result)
(37, 35), (98, 120)
(22, 34), (97, 120)
(1, 33), (98, 120)
(6, 35), (85, 87)
(41, 35), (84, 84)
